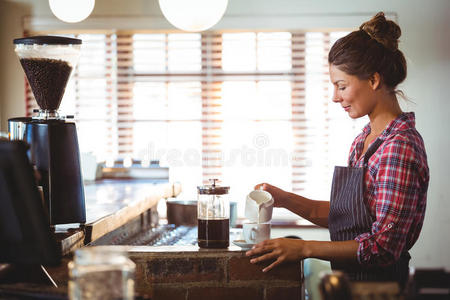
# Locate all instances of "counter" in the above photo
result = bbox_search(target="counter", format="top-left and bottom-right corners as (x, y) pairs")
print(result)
(0, 180), (305, 300)
(130, 245), (304, 300)
(83, 179), (180, 242)
(55, 179), (181, 255)
(0, 247), (304, 300)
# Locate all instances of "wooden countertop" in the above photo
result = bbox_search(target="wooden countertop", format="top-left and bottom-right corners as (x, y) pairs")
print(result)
(56, 180), (181, 254)
(83, 179), (177, 224)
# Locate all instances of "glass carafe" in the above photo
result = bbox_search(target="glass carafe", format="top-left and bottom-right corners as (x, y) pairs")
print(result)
(197, 179), (230, 248)
(68, 246), (135, 300)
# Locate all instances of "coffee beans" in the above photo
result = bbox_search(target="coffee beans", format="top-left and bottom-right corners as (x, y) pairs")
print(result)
(20, 58), (73, 111)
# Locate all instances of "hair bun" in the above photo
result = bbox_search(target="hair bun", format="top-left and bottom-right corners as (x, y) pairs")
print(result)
(359, 12), (401, 51)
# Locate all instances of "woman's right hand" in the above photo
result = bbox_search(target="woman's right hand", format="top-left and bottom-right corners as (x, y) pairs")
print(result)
(254, 183), (288, 208)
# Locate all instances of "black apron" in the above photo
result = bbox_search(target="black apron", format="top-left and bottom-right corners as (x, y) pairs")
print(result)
(328, 138), (410, 288)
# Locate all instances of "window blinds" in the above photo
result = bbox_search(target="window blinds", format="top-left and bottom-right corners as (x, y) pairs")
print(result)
(24, 30), (367, 219)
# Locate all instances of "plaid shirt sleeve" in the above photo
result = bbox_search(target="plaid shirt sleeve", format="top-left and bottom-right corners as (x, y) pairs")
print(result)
(354, 137), (426, 266)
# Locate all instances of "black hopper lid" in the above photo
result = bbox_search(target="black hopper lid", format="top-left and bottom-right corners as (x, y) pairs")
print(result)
(14, 35), (82, 45)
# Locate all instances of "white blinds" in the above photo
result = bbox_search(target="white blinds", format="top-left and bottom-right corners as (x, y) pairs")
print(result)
(25, 30), (368, 219)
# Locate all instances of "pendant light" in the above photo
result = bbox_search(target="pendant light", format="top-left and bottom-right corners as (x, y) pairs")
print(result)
(49, 0), (95, 23)
(159, 0), (228, 32)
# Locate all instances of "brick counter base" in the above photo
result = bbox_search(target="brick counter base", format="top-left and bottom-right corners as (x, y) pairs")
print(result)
(129, 245), (304, 300)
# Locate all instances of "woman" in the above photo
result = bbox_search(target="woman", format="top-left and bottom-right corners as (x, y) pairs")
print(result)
(246, 12), (429, 288)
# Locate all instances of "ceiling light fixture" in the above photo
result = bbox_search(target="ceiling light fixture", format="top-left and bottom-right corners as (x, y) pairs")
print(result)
(49, 0), (95, 23)
(159, 0), (228, 32)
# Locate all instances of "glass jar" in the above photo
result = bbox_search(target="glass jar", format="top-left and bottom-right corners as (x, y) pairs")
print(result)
(68, 246), (135, 300)
(13, 36), (81, 119)
(197, 179), (230, 248)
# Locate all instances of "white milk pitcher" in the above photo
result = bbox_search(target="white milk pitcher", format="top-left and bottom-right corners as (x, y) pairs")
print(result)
(244, 190), (274, 223)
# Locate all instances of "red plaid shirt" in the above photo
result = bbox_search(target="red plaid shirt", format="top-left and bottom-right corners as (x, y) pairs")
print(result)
(349, 112), (429, 267)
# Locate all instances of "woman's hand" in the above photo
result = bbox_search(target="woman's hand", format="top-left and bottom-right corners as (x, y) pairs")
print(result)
(245, 238), (309, 272)
(254, 183), (288, 208)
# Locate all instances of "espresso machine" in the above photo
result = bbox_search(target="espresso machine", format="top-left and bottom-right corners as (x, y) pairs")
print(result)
(8, 36), (86, 226)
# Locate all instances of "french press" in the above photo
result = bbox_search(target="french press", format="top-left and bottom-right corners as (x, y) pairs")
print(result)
(197, 179), (230, 248)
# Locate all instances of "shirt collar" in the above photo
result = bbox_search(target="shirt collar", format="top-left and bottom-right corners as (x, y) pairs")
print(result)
(361, 112), (416, 139)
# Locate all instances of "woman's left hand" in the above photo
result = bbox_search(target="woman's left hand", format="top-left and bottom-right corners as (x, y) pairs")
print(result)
(245, 238), (308, 272)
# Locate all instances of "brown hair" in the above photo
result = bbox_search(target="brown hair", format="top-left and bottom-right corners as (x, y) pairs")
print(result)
(328, 12), (407, 91)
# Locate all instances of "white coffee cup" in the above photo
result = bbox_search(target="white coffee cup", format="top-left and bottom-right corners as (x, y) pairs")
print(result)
(245, 190), (274, 223)
(243, 222), (271, 244)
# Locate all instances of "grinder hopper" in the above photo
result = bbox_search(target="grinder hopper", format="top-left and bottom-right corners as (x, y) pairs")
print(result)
(14, 35), (81, 119)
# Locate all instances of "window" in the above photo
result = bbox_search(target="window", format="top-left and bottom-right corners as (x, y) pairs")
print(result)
(25, 30), (367, 222)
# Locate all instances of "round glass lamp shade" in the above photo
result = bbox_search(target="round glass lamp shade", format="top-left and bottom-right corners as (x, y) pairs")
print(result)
(159, 0), (228, 32)
(49, 0), (95, 23)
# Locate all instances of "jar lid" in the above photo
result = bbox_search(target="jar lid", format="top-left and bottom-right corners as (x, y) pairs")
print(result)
(197, 179), (229, 195)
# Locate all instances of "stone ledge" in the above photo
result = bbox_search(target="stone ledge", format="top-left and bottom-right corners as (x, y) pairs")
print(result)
(128, 245), (304, 300)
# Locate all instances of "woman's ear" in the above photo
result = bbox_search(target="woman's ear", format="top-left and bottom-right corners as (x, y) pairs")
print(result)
(369, 72), (381, 90)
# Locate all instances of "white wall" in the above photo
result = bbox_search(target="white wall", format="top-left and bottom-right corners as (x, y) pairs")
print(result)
(1, 0), (449, 269)
(0, 1), (30, 131)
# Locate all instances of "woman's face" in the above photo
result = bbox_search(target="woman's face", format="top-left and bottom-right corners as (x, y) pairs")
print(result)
(329, 64), (378, 119)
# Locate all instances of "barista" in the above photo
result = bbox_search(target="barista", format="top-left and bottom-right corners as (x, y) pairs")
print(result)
(246, 12), (429, 288)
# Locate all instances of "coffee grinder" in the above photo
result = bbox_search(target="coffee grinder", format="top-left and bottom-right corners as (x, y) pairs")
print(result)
(9, 36), (86, 225)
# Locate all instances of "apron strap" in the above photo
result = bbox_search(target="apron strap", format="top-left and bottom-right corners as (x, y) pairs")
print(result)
(363, 138), (384, 167)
